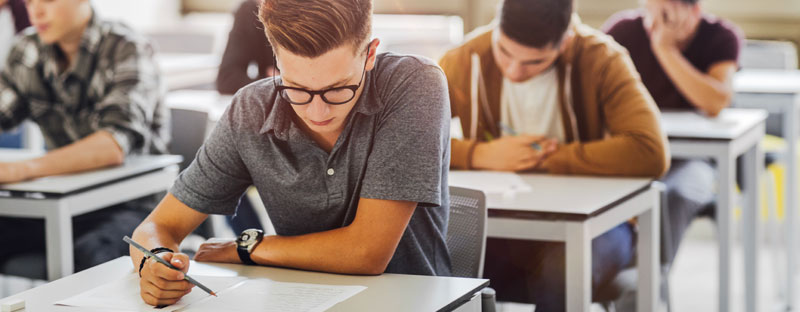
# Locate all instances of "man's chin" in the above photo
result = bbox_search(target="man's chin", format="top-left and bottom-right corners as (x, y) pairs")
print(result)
(304, 120), (341, 133)
(37, 33), (57, 44)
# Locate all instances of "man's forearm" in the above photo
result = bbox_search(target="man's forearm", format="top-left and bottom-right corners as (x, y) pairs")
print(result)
(654, 46), (732, 116)
(21, 130), (125, 180)
(251, 225), (394, 275)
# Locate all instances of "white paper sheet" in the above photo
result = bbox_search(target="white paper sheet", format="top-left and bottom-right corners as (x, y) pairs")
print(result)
(448, 171), (533, 195)
(55, 274), (247, 312)
(180, 279), (366, 312)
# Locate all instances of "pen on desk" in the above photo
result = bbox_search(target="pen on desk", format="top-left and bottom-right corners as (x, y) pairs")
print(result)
(123, 236), (217, 297)
(497, 123), (543, 151)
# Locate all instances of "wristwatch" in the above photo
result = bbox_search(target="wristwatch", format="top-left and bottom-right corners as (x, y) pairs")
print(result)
(236, 229), (264, 265)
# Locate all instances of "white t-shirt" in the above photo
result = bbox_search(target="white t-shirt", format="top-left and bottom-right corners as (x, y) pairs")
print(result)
(0, 6), (15, 70)
(500, 65), (567, 142)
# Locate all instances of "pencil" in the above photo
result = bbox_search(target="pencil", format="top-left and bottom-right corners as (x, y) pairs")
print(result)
(123, 236), (217, 297)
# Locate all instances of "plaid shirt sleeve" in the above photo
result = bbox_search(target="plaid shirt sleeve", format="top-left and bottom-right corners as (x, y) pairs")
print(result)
(89, 39), (162, 155)
(0, 42), (31, 132)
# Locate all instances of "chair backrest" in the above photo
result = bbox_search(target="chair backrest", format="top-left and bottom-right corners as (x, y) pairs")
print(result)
(447, 186), (488, 278)
(740, 39), (799, 70)
(169, 107), (209, 171)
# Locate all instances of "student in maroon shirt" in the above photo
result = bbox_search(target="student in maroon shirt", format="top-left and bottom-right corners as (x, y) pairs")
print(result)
(604, 0), (743, 269)
(216, 0), (275, 95)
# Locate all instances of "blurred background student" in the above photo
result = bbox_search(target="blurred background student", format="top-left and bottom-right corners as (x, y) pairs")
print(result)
(0, 0), (30, 68)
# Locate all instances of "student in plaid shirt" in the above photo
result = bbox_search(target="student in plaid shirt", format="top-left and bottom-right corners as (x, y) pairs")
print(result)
(0, 0), (169, 273)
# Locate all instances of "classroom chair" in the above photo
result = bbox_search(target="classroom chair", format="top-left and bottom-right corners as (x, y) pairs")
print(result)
(168, 106), (222, 252)
(740, 39), (798, 71)
(446, 186), (496, 312)
(169, 107), (209, 172)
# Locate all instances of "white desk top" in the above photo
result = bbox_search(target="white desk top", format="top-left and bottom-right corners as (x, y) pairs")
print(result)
(449, 171), (652, 220)
(155, 53), (220, 75)
(155, 53), (220, 91)
(660, 108), (768, 140)
(164, 89), (233, 122)
(734, 69), (800, 94)
(0, 257), (488, 312)
(0, 153), (182, 195)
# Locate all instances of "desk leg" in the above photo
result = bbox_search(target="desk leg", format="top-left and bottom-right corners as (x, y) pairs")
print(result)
(783, 101), (798, 310)
(637, 189), (659, 312)
(743, 143), (763, 312)
(717, 153), (736, 312)
(566, 222), (590, 312)
(45, 200), (73, 281)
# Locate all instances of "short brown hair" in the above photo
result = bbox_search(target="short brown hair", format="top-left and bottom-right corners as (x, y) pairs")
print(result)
(499, 0), (573, 49)
(259, 0), (372, 58)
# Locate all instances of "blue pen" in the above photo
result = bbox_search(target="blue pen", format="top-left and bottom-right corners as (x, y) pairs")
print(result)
(498, 123), (542, 151)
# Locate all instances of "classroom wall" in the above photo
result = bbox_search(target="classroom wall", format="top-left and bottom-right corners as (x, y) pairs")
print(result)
(183, 0), (800, 64)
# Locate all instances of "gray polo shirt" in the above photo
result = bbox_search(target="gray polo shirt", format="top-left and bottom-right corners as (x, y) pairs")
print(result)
(171, 53), (452, 276)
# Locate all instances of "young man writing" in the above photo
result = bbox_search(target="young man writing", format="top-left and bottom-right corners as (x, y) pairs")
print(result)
(0, 0), (168, 271)
(131, 0), (451, 306)
(440, 0), (669, 310)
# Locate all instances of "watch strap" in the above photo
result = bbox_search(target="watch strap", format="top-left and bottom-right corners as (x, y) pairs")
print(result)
(237, 245), (257, 265)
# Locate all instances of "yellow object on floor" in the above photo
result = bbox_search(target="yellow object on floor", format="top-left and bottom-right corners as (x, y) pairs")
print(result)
(733, 135), (788, 221)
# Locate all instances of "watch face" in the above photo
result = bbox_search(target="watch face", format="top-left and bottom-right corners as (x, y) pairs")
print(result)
(237, 229), (263, 249)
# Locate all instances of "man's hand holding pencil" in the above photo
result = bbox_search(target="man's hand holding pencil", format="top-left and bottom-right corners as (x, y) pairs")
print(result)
(138, 251), (195, 306)
(125, 236), (211, 307)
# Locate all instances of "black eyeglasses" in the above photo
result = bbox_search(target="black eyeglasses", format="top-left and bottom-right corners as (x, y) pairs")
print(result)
(273, 46), (370, 105)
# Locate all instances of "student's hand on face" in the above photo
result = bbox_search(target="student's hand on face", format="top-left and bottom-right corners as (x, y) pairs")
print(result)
(139, 252), (194, 307)
(650, 2), (695, 51)
(0, 162), (31, 184)
(472, 135), (551, 172)
(194, 238), (241, 264)
(649, 4), (677, 50)
(666, 2), (697, 40)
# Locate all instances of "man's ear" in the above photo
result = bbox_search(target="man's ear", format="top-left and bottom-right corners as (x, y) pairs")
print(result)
(558, 31), (574, 54)
(365, 38), (381, 71)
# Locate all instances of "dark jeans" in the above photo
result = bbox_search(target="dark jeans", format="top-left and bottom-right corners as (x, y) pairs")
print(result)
(483, 222), (635, 311)
(0, 195), (157, 276)
(661, 159), (716, 263)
